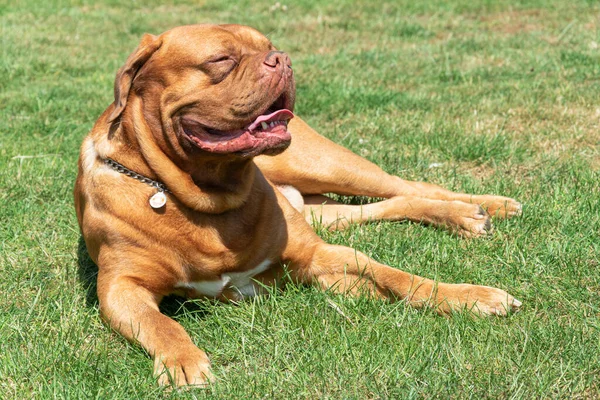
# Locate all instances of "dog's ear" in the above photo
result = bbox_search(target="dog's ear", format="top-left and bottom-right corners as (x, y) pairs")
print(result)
(108, 33), (162, 123)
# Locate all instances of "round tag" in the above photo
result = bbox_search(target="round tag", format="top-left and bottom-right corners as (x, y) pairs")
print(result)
(149, 191), (167, 209)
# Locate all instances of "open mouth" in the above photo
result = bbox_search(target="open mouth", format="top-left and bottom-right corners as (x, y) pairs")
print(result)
(179, 96), (295, 156)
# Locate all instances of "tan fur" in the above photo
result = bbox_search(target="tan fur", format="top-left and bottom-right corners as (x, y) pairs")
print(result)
(74, 24), (521, 388)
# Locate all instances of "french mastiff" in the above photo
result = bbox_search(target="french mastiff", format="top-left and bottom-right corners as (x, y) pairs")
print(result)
(74, 24), (522, 387)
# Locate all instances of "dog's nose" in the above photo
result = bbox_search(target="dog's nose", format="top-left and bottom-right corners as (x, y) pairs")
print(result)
(263, 51), (292, 70)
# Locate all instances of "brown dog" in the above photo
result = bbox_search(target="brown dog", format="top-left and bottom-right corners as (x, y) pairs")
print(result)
(74, 24), (522, 387)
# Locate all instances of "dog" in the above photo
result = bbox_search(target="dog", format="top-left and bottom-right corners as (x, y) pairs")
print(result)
(74, 24), (522, 387)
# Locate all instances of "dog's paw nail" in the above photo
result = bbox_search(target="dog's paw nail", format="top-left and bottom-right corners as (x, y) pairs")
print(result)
(515, 202), (523, 215)
(484, 218), (493, 232)
(512, 298), (522, 307)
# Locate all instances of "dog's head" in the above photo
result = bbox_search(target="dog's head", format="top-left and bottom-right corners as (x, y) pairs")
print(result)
(109, 24), (296, 159)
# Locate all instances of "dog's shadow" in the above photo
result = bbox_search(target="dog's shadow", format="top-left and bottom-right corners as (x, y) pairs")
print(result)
(76, 236), (209, 318)
(77, 237), (100, 308)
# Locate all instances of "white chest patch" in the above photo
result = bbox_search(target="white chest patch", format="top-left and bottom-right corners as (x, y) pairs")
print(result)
(179, 259), (272, 299)
(81, 138), (98, 172)
(276, 185), (304, 213)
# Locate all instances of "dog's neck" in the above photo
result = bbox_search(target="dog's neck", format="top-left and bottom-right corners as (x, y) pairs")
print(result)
(100, 98), (256, 214)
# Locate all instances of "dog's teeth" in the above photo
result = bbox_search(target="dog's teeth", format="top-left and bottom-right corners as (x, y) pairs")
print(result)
(270, 122), (276, 127)
(261, 122), (269, 130)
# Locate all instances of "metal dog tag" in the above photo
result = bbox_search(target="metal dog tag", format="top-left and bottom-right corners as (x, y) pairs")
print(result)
(149, 191), (167, 209)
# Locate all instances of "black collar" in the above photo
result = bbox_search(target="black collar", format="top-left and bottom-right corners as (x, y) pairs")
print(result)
(103, 158), (170, 194)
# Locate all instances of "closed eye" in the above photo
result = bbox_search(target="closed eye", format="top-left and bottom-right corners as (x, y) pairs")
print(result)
(209, 55), (233, 63)
(201, 56), (238, 83)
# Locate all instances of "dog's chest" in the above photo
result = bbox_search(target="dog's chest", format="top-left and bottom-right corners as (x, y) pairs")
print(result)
(177, 259), (272, 300)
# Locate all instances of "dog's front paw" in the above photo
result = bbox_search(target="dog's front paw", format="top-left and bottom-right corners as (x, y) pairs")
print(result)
(154, 346), (214, 388)
(435, 283), (522, 316)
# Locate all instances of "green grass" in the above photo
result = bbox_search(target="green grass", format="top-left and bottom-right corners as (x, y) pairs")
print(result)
(1, 0), (599, 398)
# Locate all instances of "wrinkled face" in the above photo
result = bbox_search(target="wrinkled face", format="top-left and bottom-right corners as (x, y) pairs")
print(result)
(137, 24), (296, 159)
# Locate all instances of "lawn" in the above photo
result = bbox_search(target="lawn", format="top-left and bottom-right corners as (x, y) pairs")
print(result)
(1, 0), (599, 398)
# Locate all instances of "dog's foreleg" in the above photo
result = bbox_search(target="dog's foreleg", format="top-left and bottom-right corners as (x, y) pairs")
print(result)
(97, 273), (213, 387)
(288, 243), (521, 316)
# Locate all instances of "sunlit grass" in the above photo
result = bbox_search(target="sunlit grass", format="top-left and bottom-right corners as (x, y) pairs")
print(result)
(1, 0), (599, 398)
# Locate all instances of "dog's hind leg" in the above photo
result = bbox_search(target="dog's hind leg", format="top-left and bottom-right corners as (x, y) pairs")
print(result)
(257, 117), (408, 198)
(257, 117), (521, 219)
(302, 195), (492, 237)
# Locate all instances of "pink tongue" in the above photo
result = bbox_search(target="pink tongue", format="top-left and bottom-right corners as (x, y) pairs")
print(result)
(247, 109), (294, 131)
